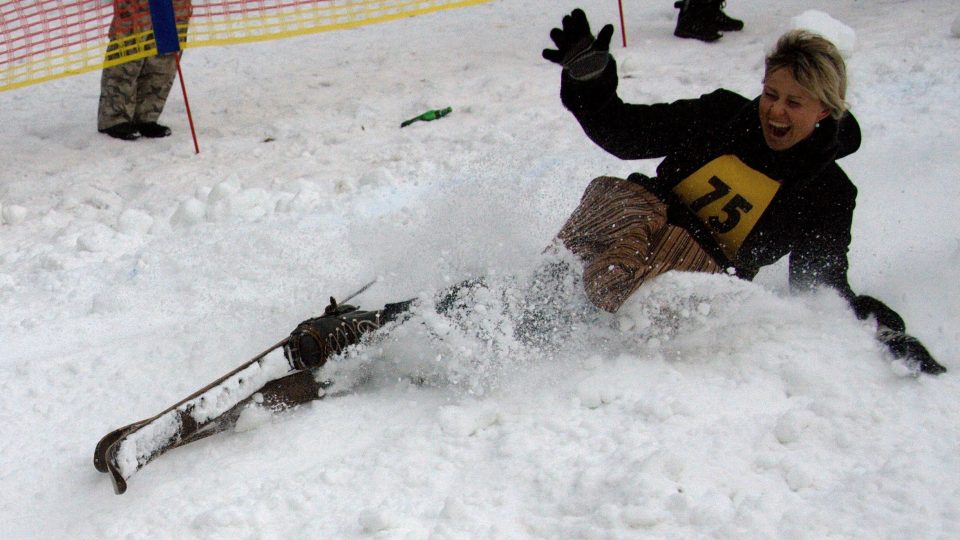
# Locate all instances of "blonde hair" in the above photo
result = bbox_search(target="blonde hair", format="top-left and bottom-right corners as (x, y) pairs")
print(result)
(765, 30), (848, 119)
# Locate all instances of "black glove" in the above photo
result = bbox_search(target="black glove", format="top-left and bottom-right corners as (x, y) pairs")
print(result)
(878, 327), (947, 375)
(542, 9), (614, 81)
(852, 295), (906, 332)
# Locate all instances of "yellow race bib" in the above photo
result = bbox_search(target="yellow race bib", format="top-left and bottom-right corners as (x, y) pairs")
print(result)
(671, 155), (781, 261)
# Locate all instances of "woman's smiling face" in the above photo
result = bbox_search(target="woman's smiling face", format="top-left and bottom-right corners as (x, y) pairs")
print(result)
(759, 68), (831, 151)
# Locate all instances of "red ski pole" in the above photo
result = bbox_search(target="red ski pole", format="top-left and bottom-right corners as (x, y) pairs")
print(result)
(617, 0), (627, 47)
(175, 51), (200, 154)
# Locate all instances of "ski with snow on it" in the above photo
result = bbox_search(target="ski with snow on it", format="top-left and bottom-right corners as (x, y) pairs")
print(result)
(94, 279), (383, 494)
(93, 340), (329, 494)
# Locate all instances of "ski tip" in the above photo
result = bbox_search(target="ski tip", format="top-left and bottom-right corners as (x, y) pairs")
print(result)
(93, 451), (108, 474)
(93, 420), (149, 474)
(106, 450), (129, 494)
(94, 430), (122, 473)
(110, 469), (128, 495)
(102, 438), (132, 494)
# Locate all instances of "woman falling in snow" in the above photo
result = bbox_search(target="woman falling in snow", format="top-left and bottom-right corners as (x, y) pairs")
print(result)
(286, 11), (946, 376)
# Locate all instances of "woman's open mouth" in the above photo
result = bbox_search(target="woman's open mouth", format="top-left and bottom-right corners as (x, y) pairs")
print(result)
(768, 122), (790, 138)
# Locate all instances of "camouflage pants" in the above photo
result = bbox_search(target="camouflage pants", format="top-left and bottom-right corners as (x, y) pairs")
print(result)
(557, 176), (722, 312)
(97, 47), (178, 130)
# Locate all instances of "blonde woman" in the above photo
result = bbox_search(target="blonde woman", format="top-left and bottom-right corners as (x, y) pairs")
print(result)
(543, 9), (945, 374)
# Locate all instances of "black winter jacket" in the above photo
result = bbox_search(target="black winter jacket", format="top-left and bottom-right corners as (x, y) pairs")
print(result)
(561, 60), (862, 301)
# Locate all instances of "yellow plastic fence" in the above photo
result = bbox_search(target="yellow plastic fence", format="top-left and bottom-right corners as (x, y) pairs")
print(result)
(0, 0), (488, 92)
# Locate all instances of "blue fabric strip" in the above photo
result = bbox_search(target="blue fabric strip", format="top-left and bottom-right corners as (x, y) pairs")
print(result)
(148, 0), (181, 54)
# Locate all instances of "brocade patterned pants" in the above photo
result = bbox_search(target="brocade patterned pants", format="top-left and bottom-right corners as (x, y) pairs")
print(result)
(557, 176), (722, 312)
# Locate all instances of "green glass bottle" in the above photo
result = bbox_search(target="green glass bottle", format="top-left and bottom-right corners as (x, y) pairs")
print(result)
(400, 107), (452, 128)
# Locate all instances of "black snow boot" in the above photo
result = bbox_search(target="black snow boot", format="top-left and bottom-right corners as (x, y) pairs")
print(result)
(710, 0), (743, 31)
(674, 0), (743, 32)
(99, 122), (140, 140)
(284, 297), (412, 370)
(673, 0), (722, 42)
(136, 122), (172, 138)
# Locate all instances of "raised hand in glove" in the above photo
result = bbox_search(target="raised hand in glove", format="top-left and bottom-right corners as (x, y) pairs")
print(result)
(878, 327), (947, 375)
(542, 9), (614, 81)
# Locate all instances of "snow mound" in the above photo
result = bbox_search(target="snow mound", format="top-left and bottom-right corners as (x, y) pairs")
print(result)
(791, 10), (856, 56)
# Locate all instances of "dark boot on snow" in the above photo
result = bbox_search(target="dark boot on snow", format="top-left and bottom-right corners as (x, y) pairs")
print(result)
(99, 122), (140, 140)
(673, 0), (722, 42)
(710, 0), (743, 31)
(284, 297), (412, 370)
(674, 0), (743, 33)
(136, 122), (172, 138)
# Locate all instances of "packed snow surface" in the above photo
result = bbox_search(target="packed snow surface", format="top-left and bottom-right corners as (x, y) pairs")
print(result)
(1, 0), (958, 538)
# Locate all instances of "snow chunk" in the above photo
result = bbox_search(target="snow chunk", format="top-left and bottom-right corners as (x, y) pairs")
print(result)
(782, 460), (817, 491)
(773, 408), (817, 445)
(205, 180), (241, 221)
(576, 375), (619, 409)
(622, 505), (669, 529)
(207, 179), (241, 206)
(437, 404), (500, 437)
(117, 208), (154, 235)
(358, 508), (400, 533)
(170, 197), (206, 227)
(951, 14), (960, 38)
(791, 10), (856, 56)
(358, 167), (396, 187)
(76, 223), (115, 252)
(2, 204), (28, 225)
(234, 402), (272, 432)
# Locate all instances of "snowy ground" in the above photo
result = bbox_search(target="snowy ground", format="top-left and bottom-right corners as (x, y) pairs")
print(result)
(2, 0), (959, 538)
